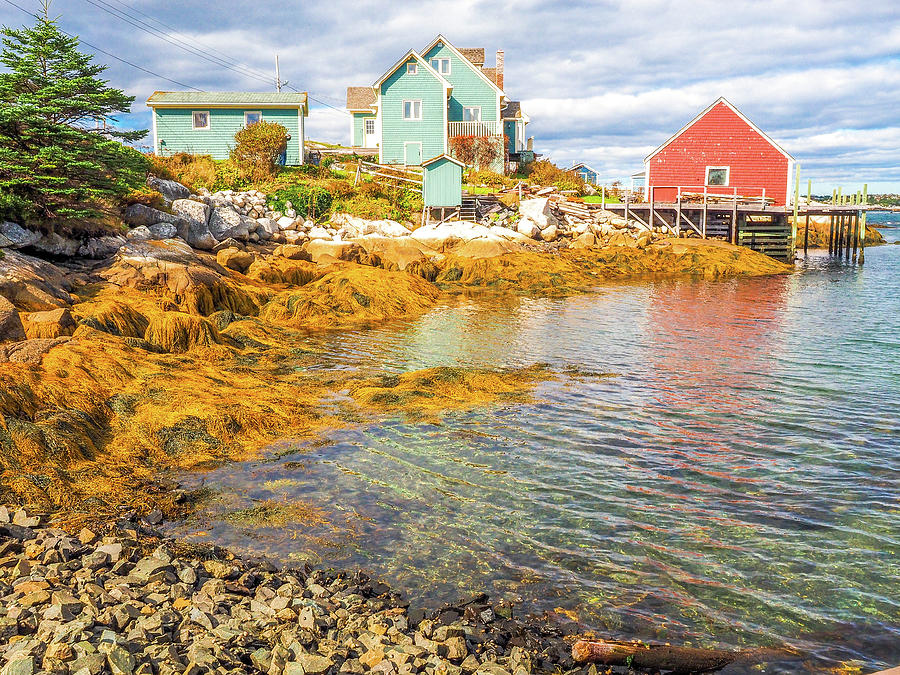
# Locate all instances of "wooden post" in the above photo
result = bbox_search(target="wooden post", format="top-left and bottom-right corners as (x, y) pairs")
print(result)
(649, 186), (655, 231)
(676, 187), (682, 237)
(791, 163), (800, 256)
(844, 193), (853, 261)
(852, 192), (860, 261)
(829, 189), (836, 255)
(703, 186), (708, 240)
(732, 194), (738, 246)
(836, 188), (844, 256)
(803, 179), (811, 255)
(859, 184), (868, 264)
(601, 185), (605, 210)
(624, 193), (629, 222)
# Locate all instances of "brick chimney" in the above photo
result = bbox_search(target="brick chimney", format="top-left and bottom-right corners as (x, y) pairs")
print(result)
(495, 49), (504, 90)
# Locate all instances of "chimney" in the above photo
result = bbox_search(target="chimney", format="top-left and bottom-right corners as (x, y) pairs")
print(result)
(495, 49), (504, 90)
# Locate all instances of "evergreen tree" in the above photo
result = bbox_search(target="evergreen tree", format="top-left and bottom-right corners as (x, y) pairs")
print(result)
(0, 1), (148, 228)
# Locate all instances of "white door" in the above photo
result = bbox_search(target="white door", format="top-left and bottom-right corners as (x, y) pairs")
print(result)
(364, 118), (377, 147)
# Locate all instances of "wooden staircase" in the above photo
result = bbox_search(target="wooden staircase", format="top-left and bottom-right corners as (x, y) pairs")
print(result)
(459, 197), (477, 222)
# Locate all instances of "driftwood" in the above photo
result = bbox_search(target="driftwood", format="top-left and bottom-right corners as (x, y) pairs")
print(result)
(572, 639), (785, 674)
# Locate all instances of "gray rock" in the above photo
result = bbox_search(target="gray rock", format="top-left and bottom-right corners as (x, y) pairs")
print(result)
(293, 654), (334, 675)
(126, 226), (152, 241)
(123, 203), (179, 228)
(31, 232), (79, 257)
(0, 222), (41, 249)
(78, 235), (127, 259)
(172, 199), (210, 226)
(147, 176), (190, 203)
(0, 296), (25, 343)
(208, 206), (253, 242)
(148, 222), (178, 239)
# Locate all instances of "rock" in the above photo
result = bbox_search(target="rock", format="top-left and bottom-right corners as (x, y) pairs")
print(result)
(126, 226), (152, 241)
(277, 216), (297, 231)
(208, 206), (253, 242)
(515, 219), (541, 239)
(22, 307), (76, 339)
(256, 218), (279, 239)
(452, 237), (518, 259)
(216, 248), (254, 274)
(292, 654), (334, 675)
(147, 176), (190, 203)
(0, 250), (73, 310)
(608, 232), (628, 247)
(307, 226), (332, 241)
(518, 198), (558, 230)
(78, 235), (127, 259)
(353, 236), (431, 271)
(488, 226), (532, 244)
(31, 231), (79, 257)
(539, 224), (558, 242)
(284, 230), (308, 245)
(0, 222), (41, 249)
(148, 222), (179, 240)
(0, 295), (25, 342)
(305, 239), (362, 263)
(124, 203), (180, 229)
(0, 336), (70, 364)
(571, 232), (596, 249)
(0, 657), (34, 675)
(273, 244), (311, 261)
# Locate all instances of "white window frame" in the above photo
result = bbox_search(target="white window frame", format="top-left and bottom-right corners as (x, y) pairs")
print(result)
(407, 62), (418, 75)
(705, 166), (730, 186)
(402, 100), (422, 121)
(244, 111), (262, 126)
(463, 106), (481, 122)
(192, 110), (210, 130)
(364, 118), (375, 135)
(430, 58), (450, 75)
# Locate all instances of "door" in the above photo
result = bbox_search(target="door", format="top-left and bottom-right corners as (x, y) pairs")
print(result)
(363, 118), (377, 147)
(404, 141), (422, 166)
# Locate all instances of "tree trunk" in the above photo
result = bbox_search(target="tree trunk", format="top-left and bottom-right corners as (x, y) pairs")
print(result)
(572, 639), (784, 674)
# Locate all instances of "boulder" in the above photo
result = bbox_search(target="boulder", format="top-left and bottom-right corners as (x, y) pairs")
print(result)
(78, 235), (127, 259)
(608, 232), (628, 247)
(488, 226), (533, 243)
(0, 336), (69, 364)
(307, 226), (332, 241)
(256, 218), (279, 239)
(518, 198), (558, 230)
(22, 307), (76, 339)
(540, 224), (558, 242)
(452, 236), (518, 259)
(0, 295), (25, 342)
(126, 226), (152, 241)
(0, 222), (41, 249)
(148, 222), (179, 239)
(31, 232), (79, 257)
(516, 218), (541, 239)
(216, 247), (254, 273)
(172, 199), (216, 250)
(571, 232), (596, 249)
(208, 206), (253, 242)
(277, 216), (296, 231)
(147, 176), (190, 203)
(273, 244), (311, 261)
(284, 230), (308, 245)
(212, 238), (243, 254)
(124, 203), (180, 229)
(305, 240), (362, 263)
(0, 250), (74, 310)
(353, 236), (431, 271)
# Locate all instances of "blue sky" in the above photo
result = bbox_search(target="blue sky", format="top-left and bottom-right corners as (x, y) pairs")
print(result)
(2, 0), (899, 192)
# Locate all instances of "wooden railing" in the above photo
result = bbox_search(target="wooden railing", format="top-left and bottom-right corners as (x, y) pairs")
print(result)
(448, 120), (502, 137)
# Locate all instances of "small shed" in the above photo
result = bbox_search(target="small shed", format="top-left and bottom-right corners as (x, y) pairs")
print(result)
(568, 162), (599, 185)
(422, 154), (464, 208)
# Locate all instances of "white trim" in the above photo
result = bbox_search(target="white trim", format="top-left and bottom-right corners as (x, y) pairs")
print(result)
(462, 105), (482, 122)
(372, 50), (451, 90)
(377, 93), (384, 165)
(430, 57), (451, 75)
(298, 108), (305, 164)
(705, 165), (730, 186)
(422, 153), (465, 167)
(192, 110), (210, 130)
(404, 141), (423, 165)
(421, 35), (505, 95)
(443, 88), (448, 155)
(644, 97), (794, 163)
(407, 63), (418, 75)
(786, 159), (795, 206)
(402, 99), (423, 121)
(149, 102), (307, 110)
(244, 110), (262, 126)
(151, 107), (158, 154)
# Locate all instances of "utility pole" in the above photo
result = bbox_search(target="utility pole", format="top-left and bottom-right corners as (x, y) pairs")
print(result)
(275, 55), (282, 92)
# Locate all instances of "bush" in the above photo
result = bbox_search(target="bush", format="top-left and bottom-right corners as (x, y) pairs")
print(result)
(268, 184), (333, 220)
(449, 135), (505, 170)
(149, 153), (218, 191)
(0, 192), (32, 224)
(231, 121), (288, 183)
(122, 186), (166, 210)
(467, 169), (511, 189)
(527, 160), (584, 193)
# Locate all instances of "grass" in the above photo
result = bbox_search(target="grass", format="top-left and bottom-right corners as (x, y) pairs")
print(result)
(463, 185), (495, 195)
(583, 194), (622, 204)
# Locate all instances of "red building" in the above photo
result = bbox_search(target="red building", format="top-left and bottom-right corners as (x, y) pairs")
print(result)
(643, 98), (795, 206)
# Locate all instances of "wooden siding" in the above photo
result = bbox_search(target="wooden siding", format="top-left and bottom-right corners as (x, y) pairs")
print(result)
(423, 157), (462, 207)
(155, 107), (303, 164)
(575, 167), (597, 185)
(379, 58), (445, 165)
(423, 42), (497, 123)
(503, 120), (516, 153)
(646, 102), (789, 205)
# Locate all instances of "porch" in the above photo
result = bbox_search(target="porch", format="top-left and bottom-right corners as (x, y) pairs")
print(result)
(448, 120), (503, 137)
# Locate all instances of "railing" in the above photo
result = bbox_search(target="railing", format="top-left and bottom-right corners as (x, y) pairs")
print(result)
(448, 120), (502, 137)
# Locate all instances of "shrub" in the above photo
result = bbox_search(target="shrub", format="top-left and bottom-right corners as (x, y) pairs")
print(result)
(231, 121), (288, 183)
(268, 184), (333, 220)
(0, 192), (32, 224)
(527, 160), (584, 193)
(450, 135), (504, 170)
(149, 153), (218, 191)
(122, 186), (166, 210)
(468, 169), (511, 189)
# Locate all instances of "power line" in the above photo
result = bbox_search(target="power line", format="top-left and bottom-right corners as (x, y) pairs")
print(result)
(1, 0), (201, 90)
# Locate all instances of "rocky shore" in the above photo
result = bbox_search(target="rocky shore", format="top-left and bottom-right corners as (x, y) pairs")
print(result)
(0, 507), (577, 675)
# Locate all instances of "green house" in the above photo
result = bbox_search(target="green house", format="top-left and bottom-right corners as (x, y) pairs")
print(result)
(423, 154), (464, 208)
(345, 36), (531, 174)
(147, 91), (309, 165)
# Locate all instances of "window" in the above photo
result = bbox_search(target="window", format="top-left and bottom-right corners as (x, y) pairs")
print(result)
(244, 111), (262, 126)
(407, 62), (418, 75)
(364, 118), (375, 134)
(706, 166), (729, 186)
(463, 106), (481, 122)
(430, 58), (450, 75)
(192, 111), (209, 130)
(402, 100), (422, 120)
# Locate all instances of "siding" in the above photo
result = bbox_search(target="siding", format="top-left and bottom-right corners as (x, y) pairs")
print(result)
(503, 120), (516, 153)
(423, 43), (497, 123)
(379, 59), (446, 164)
(424, 158), (462, 207)
(647, 102), (790, 205)
(155, 107), (303, 164)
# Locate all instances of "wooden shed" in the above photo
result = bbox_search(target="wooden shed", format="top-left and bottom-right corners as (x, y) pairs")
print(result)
(422, 154), (464, 208)
(644, 97), (794, 205)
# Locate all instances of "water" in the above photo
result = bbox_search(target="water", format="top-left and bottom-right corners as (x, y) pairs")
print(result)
(169, 214), (900, 673)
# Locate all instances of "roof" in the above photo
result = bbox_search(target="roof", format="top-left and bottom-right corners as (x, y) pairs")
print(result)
(644, 97), (794, 163)
(372, 49), (452, 91)
(422, 153), (465, 167)
(147, 91), (308, 113)
(569, 162), (598, 174)
(346, 86), (376, 112)
(459, 48), (485, 67)
(502, 100), (523, 119)
(421, 35), (504, 95)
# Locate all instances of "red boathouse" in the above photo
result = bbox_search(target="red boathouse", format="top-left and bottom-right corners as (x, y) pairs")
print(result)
(643, 98), (795, 206)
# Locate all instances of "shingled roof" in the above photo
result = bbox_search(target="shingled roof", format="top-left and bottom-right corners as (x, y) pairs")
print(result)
(502, 101), (521, 119)
(480, 67), (499, 86)
(459, 48), (485, 67)
(346, 86), (376, 112)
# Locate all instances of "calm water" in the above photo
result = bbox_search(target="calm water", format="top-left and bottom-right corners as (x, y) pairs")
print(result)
(170, 214), (900, 673)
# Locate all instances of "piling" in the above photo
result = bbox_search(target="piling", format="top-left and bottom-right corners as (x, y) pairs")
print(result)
(851, 192), (860, 261)
(803, 179), (811, 255)
(859, 184), (868, 265)
(792, 167), (800, 257)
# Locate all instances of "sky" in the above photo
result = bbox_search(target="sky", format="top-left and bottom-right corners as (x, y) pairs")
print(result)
(2, 0), (899, 193)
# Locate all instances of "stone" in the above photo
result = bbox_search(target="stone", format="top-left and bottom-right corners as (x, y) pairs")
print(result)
(148, 222), (179, 240)
(307, 226), (332, 241)
(78, 235), (127, 259)
(283, 230), (308, 245)
(0, 295), (25, 342)
(126, 226), (152, 241)
(539, 224), (558, 242)
(216, 247), (254, 273)
(274, 244), (311, 261)
(172, 199), (215, 250)
(78, 528), (98, 544)
(202, 559), (234, 579)
(571, 232), (596, 249)
(487, 226), (532, 244)
(451, 237), (517, 260)
(31, 231), (79, 257)
(0, 222), (41, 249)
(293, 654), (334, 675)
(103, 644), (135, 675)
(147, 176), (190, 203)
(515, 218), (541, 239)
(123, 204), (178, 229)
(22, 307), (76, 339)
(12, 509), (39, 527)
(0, 250), (74, 310)
(518, 198), (558, 230)
(0, 657), (34, 675)
(305, 240), (362, 263)
(256, 218), (279, 239)
(277, 216), (297, 231)
(208, 206), (254, 242)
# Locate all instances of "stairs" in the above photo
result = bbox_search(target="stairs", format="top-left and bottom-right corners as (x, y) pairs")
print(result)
(460, 197), (477, 222)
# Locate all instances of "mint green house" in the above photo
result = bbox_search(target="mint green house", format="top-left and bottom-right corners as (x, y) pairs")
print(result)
(345, 36), (531, 174)
(147, 92), (309, 165)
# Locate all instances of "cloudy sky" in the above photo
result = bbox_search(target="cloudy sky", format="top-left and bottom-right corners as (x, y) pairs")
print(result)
(2, 0), (899, 191)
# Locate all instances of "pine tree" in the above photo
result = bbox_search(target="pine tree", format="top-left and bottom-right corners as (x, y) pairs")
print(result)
(0, 1), (148, 228)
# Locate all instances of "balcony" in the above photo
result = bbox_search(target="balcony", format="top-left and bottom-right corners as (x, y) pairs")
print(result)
(448, 120), (503, 137)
